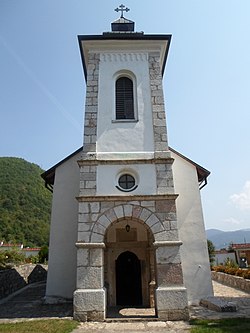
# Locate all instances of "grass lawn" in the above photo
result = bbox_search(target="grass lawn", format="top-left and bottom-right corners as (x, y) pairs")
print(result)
(0, 319), (79, 333)
(190, 318), (250, 333)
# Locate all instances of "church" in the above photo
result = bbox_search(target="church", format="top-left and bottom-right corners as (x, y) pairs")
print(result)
(42, 6), (213, 321)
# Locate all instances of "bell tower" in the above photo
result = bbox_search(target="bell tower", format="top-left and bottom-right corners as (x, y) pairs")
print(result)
(74, 6), (189, 321)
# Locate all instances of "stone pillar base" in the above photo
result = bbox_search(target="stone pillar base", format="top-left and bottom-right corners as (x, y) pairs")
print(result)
(156, 286), (189, 321)
(73, 288), (106, 322)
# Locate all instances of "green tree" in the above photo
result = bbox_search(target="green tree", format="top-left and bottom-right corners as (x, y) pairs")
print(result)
(38, 245), (49, 263)
(0, 157), (52, 247)
(207, 239), (216, 266)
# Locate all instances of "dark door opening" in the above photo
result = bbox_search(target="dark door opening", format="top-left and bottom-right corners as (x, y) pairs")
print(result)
(116, 251), (142, 306)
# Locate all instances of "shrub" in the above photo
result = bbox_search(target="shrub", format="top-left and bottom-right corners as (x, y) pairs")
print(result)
(0, 249), (26, 268)
(213, 265), (250, 280)
(225, 267), (238, 275)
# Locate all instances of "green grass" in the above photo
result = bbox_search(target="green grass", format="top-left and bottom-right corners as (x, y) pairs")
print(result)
(190, 318), (250, 333)
(0, 319), (79, 333)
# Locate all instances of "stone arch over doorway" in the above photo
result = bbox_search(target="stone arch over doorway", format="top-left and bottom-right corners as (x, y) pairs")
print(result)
(89, 203), (166, 243)
(74, 198), (189, 321)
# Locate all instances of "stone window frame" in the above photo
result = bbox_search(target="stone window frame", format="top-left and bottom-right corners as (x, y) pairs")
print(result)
(116, 169), (139, 192)
(112, 70), (138, 123)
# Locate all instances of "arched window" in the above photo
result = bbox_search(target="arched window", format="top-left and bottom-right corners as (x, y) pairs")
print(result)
(115, 77), (134, 119)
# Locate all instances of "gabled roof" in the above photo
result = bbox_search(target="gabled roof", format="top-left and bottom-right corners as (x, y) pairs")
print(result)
(41, 146), (210, 189)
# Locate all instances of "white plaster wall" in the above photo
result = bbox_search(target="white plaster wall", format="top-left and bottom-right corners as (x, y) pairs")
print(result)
(45, 152), (81, 300)
(96, 164), (156, 195)
(171, 152), (213, 304)
(215, 252), (236, 266)
(97, 52), (154, 154)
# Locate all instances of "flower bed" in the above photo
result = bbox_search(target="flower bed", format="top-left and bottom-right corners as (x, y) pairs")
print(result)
(212, 265), (250, 279)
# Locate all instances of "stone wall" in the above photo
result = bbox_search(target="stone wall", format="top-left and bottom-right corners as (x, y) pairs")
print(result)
(0, 264), (47, 299)
(211, 271), (250, 293)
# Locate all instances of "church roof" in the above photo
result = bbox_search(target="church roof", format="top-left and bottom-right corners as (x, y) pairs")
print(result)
(78, 34), (172, 81)
(41, 147), (210, 189)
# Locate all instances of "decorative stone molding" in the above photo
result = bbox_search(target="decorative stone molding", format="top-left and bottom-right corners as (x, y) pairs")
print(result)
(153, 241), (183, 247)
(75, 242), (106, 249)
(100, 52), (148, 63)
(76, 194), (178, 202)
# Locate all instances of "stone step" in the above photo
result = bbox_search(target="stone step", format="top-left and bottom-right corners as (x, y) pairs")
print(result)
(200, 297), (237, 312)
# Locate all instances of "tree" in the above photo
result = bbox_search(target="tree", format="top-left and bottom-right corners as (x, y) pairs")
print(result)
(207, 239), (215, 266)
(38, 245), (49, 263)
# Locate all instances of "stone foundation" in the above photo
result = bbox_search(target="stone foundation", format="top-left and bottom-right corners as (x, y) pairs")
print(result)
(73, 288), (106, 321)
(156, 286), (189, 320)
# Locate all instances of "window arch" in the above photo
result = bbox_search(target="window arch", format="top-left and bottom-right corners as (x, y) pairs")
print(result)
(115, 77), (134, 119)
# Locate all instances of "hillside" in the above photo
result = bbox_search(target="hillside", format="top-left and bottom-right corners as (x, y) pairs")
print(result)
(206, 228), (250, 249)
(0, 157), (52, 247)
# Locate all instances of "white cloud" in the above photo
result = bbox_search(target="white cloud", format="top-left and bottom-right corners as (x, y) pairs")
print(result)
(223, 217), (241, 226)
(230, 181), (250, 210)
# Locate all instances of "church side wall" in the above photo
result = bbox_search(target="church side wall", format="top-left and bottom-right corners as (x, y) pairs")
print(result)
(171, 152), (213, 304)
(45, 152), (80, 301)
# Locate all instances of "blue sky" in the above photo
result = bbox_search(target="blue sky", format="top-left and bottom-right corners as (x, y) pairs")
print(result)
(1, 0), (250, 232)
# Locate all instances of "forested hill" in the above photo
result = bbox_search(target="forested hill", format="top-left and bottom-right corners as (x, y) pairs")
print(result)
(0, 157), (52, 247)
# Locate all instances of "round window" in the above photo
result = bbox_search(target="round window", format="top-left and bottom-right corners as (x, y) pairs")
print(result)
(117, 174), (137, 192)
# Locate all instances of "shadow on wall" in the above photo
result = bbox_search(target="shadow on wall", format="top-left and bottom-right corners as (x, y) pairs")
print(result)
(0, 264), (47, 299)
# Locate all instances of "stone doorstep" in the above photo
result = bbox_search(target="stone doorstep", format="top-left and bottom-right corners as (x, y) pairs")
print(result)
(200, 297), (237, 312)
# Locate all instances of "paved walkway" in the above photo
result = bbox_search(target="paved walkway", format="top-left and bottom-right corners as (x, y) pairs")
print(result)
(0, 280), (249, 332)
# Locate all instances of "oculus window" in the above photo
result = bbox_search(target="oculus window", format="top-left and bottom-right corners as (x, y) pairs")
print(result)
(115, 77), (134, 119)
(117, 174), (137, 192)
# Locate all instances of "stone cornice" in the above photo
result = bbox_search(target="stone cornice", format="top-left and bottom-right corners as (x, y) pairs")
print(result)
(76, 194), (178, 202)
(153, 241), (183, 248)
(75, 242), (105, 249)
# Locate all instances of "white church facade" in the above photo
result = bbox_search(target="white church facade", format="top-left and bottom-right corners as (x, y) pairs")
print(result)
(42, 9), (213, 321)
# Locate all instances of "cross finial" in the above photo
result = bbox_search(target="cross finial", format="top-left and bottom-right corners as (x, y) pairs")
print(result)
(115, 4), (130, 18)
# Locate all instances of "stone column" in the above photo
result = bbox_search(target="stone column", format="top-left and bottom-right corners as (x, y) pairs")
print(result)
(73, 243), (106, 321)
(154, 241), (189, 320)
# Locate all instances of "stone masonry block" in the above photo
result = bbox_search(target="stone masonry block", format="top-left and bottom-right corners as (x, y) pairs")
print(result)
(78, 213), (91, 223)
(114, 206), (124, 219)
(89, 248), (103, 267)
(151, 222), (165, 234)
(92, 223), (105, 235)
(78, 231), (90, 242)
(140, 208), (152, 222)
(156, 200), (176, 213)
(105, 208), (117, 223)
(100, 201), (115, 212)
(90, 232), (104, 243)
(90, 202), (100, 213)
(145, 214), (159, 228)
(77, 248), (89, 267)
(98, 214), (111, 228)
(156, 246), (181, 264)
(132, 206), (142, 219)
(157, 264), (183, 286)
(74, 288), (106, 313)
(77, 267), (103, 289)
(78, 222), (93, 232)
(79, 203), (90, 214)
(156, 287), (188, 310)
(123, 204), (133, 217)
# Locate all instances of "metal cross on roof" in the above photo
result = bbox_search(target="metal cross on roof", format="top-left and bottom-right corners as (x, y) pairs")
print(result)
(115, 4), (130, 18)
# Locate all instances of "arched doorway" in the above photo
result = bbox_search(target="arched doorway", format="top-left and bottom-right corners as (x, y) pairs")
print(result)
(104, 218), (156, 308)
(116, 251), (142, 306)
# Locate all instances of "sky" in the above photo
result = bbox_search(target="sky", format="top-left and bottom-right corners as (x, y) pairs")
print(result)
(0, 0), (250, 232)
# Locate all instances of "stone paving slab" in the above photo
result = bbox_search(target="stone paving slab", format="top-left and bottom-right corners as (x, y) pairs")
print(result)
(71, 321), (191, 333)
(0, 280), (249, 332)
